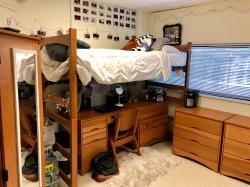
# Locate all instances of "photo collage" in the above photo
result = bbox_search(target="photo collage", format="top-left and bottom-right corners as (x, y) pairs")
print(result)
(73, 0), (137, 30)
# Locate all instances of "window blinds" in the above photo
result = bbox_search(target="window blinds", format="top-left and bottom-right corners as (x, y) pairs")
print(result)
(189, 46), (250, 101)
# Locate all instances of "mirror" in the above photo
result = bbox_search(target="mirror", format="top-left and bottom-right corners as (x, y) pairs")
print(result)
(13, 49), (42, 187)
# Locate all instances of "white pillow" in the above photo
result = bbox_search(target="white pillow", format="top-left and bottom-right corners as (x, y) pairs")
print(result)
(162, 45), (180, 53)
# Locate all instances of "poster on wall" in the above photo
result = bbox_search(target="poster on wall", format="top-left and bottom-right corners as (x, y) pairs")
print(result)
(163, 23), (182, 45)
(72, 0), (137, 29)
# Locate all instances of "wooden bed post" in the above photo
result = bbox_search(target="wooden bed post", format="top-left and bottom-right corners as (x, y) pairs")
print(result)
(69, 28), (78, 187)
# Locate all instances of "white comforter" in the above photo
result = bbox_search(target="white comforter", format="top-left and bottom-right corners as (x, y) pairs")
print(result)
(77, 49), (172, 85)
(41, 46), (185, 85)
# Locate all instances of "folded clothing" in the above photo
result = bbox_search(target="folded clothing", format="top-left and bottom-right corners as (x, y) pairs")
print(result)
(46, 39), (91, 62)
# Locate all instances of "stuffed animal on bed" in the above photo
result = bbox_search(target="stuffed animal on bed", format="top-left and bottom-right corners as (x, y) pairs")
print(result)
(132, 34), (156, 52)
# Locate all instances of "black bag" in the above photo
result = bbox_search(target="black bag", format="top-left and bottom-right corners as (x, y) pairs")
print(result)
(22, 153), (39, 182)
(92, 152), (119, 182)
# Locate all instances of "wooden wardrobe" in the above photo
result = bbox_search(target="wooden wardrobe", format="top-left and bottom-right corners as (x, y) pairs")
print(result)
(0, 29), (45, 187)
(0, 90), (4, 187)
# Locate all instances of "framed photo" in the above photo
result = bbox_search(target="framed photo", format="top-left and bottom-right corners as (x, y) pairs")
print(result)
(74, 15), (81, 20)
(107, 34), (113, 40)
(74, 7), (81, 13)
(114, 21), (119, 27)
(106, 20), (112, 25)
(107, 6), (112, 12)
(114, 36), (119, 41)
(91, 2), (97, 8)
(99, 19), (105, 24)
(99, 4), (105, 10)
(74, 0), (80, 5)
(82, 16), (89, 22)
(83, 1), (89, 6)
(83, 8), (89, 14)
(163, 23), (182, 45)
(106, 13), (112, 18)
(90, 17), (96, 23)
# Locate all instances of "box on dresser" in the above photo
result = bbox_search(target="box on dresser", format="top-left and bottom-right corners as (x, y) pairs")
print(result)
(173, 107), (234, 172)
(221, 115), (250, 182)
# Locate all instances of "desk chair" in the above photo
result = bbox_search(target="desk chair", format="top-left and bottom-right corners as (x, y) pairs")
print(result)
(109, 109), (141, 167)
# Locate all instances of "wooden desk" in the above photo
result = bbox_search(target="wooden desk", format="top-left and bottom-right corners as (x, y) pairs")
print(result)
(78, 102), (168, 175)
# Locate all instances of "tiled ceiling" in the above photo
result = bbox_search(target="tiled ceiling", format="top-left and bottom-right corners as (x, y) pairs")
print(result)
(102, 0), (217, 12)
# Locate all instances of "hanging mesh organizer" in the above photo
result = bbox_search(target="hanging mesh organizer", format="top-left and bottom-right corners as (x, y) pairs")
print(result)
(44, 118), (56, 147)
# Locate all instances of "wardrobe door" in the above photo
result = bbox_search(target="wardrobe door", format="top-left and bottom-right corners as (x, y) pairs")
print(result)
(0, 91), (4, 187)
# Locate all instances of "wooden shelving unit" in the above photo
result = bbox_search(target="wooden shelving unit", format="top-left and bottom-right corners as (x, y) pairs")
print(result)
(40, 28), (78, 187)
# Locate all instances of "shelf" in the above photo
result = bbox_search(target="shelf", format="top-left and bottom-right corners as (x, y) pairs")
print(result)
(45, 109), (70, 132)
(59, 168), (71, 186)
(54, 142), (70, 160)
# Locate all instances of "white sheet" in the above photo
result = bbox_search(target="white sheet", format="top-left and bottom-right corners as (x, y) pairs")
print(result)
(41, 46), (185, 85)
(77, 49), (172, 85)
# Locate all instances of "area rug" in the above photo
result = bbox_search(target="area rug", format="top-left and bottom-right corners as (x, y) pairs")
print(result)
(104, 147), (181, 187)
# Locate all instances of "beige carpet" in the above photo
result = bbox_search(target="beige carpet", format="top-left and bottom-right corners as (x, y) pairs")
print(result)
(104, 147), (181, 187)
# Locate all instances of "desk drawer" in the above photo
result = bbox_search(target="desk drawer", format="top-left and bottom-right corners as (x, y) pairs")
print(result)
(81, 117), (106, 134)
(224, 138), (250, 160)
(174, 125), (219, 149)
(174, 136), (218, 163)
(82, 132), (106, 145)
(221, 153), (250, 182)
(175, 112), (221, 135)
(140, 104), (167, 121)
(140, 123), (167, 146)
(225, 124), (250, 145)
(140, 115), (167, 131)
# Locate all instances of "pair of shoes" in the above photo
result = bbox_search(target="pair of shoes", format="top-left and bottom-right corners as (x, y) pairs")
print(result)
(22, 153), (39, 182)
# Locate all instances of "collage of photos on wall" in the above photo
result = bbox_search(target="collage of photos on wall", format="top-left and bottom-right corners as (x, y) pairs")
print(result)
(73, 0), (137, 30)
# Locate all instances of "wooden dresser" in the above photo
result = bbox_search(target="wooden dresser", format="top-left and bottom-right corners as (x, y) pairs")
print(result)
(173, 107), (233, 172)
(221, 115), (250, 182)
(78, 102), (168, 174)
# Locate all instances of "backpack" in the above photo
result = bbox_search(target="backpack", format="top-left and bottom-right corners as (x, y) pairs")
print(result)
(92, 152), (119, 182)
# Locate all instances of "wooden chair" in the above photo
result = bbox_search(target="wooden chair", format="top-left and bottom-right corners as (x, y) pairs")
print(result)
(109, 109), (141, 167)
(19, 101), (37, 152)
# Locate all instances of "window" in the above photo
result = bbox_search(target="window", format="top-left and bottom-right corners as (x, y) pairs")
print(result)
(189, 45), (250, 101)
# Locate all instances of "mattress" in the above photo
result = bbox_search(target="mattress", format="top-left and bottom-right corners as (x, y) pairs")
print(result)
(40, 46), (185, 86)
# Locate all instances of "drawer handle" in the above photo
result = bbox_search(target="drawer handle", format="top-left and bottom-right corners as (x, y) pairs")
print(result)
(244, 173), (250, 176)
(190, 139), (199, 144)
(85, 138), (104, 144)
(89, 128), (101, 132)
(189, 151), (198, 157)
(190, 126), (200, 131)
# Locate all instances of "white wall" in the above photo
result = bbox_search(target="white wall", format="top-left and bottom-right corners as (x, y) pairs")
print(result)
(148, 0), (250, 116)
(0, 0), (137, 49)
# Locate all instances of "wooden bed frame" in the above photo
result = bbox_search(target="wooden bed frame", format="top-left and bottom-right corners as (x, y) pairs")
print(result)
(40, 28), (192, 186)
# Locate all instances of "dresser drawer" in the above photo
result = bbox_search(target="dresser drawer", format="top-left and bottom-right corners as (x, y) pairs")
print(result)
(140, 123), (167, 146)
(81, 139), (107, 173)
(223, 138), (250, 160)
(174, 136), (218, 163)
(82, 132), (106, 145)
(221, 153), (250, 182)
(175, 112), (221, 135)
(174, 125), (219, 149)
(81, 117), (106, 134)
(225, 124), (250, 145)
(140, 114), (167, 131)
(140, 104), (167, 121)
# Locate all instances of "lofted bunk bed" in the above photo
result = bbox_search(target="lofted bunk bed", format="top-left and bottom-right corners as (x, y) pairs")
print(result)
(39, 28), (192, 186)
